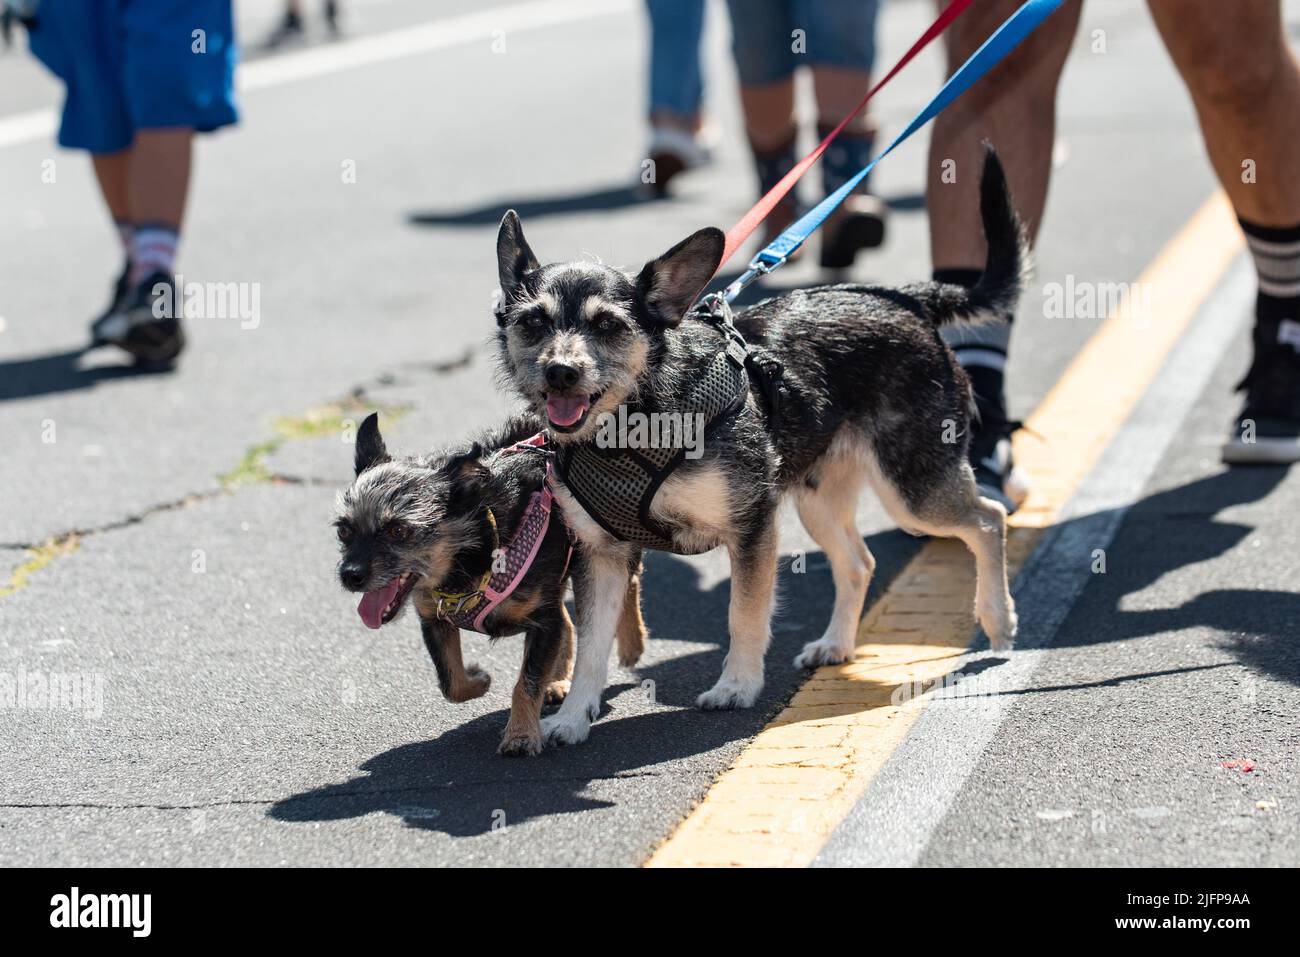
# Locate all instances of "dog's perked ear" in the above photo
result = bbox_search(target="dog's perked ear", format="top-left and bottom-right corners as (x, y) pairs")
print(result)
(354, 412), (391, 475)
(496, 210), (540, 306)
(634, 226), (725, 327)
(439, 442), (491, 512)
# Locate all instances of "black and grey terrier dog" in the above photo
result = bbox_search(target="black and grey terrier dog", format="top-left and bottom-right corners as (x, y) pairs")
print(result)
(492, 147), (1026, 747)
(334, 413), (647, 755)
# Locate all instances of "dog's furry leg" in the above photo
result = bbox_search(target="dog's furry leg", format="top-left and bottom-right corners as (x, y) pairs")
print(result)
(420, 617), (491, 702)
(698, 516), (777, 709)
(616, 553), (648, 668)
(950, 497), (1017, 650)
(500, 613), (564, 757)
(793, 461), (874, 668)
(862, 446), (1018, 652)
(540, 547), (632, 745)
(544, 603), (576, 704)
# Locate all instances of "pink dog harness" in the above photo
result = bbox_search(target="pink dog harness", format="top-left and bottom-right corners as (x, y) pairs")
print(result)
(430, 434), (572, 634)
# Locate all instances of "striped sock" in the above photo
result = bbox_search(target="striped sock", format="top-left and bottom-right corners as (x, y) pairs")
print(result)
(1240, 218), (1300, 355)
(129, 224), (179, 286)
(935, 266), (1011, 410)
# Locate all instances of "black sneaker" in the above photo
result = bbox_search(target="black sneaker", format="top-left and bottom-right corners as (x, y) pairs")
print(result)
(90, 271), (185, 365)
(969, 395), (1029, 513)
(1222, 336), (1300, 464)
(89, 262), (132, 346)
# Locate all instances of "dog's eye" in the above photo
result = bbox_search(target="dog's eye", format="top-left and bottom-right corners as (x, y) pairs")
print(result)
(336, 523), (354, 543)
(593, 313), (622, 333)
(521, 311), (547, 329)
(386, 522), (410, 541)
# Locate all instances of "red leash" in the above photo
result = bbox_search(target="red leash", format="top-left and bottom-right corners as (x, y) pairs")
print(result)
(717, 0), (974, 271)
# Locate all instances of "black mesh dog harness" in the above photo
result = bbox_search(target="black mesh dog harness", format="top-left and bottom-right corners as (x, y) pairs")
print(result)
(552, 296), (782, 554)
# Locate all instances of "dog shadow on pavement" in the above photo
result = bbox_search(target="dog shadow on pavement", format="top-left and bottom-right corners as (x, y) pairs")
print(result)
(268, 527), (921, 837)
(1035, 463), (1299, 685)
(268, 463), (1298, 837)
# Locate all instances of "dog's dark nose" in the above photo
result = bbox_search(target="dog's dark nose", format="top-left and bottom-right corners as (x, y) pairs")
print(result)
(545, 362), (580, 391)
(340, 562), (368, 591)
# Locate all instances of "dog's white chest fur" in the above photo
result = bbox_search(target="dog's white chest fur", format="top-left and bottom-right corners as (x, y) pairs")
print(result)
(647, 463), (732, 552)
(549, 477), (616, 549)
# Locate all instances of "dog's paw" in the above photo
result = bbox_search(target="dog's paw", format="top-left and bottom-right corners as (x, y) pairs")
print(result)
(982, 602), (1018, 652)
(617, 627), (647, 669)
(543, 678), (571, 705)
(985, 611), (1018, 652)
(696, 676), (763, 710)
(794, 637), (855, 670)
(540, 709), (593, 747)
(498, 731), (544, 758)
(448, 665), (491, 702)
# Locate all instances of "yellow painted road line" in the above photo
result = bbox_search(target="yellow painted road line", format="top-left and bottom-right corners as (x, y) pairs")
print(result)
(646, 191), (1242, 868)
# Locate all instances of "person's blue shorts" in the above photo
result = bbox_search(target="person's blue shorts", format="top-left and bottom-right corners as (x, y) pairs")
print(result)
(726, 0), (879, 86)
(27, 0), (239, 154)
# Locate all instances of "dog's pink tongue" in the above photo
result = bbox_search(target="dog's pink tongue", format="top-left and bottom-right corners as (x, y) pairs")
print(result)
(546, 394), (590, 427)
(357, 580), (401, 630)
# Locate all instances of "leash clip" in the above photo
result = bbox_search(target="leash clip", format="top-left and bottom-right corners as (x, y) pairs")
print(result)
(694, 293), (750, 370)
(721, 255), (784, 304)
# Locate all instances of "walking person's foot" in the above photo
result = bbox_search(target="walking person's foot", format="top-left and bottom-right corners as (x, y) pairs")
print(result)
(1222, 323), (1300, 464)
(644, 124), (714, 199)
(88, 262), (133, 347)
(89, 271), (186, 366)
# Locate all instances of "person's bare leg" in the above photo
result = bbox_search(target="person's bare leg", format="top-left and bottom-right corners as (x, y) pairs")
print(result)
(927, 0), (1080, 510)
(92, 150), (131, 224)
(810, 65), (872, 140)
(92, 148), (133, 275)
(738, 79), (800, 240)
(127, 128), (192, 230)
(95, 128), (193, 362)
(1151, 0), (1300, 462)
(739, 78), (795, 152)
(1148, 0), (1300, 226)
(928, 0), (1082, 271)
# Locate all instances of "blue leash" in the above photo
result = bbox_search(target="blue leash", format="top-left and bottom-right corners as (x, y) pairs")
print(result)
(721, 0), (1066, 304)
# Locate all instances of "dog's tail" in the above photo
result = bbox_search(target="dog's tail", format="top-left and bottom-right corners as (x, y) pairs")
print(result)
(912, 144), (1029, 327)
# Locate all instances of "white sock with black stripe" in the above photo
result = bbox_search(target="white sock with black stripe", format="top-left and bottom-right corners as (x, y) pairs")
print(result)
(1240, 218), (1300, 353)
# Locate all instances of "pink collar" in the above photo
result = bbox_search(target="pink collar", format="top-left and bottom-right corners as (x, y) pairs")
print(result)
(434, 434), (572, 634)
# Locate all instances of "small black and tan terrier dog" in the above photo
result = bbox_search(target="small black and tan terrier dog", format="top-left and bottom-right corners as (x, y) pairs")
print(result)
(333, 413), (647, 756)
(494, 147), (1025, 747)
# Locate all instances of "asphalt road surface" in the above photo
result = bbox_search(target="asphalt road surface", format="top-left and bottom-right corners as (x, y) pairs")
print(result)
(1, 0), (1296, 867)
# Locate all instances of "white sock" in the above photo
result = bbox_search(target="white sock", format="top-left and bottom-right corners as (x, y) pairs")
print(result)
(129, 224), (179, 286)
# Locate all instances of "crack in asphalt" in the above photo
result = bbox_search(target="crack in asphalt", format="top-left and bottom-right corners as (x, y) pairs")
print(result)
(0, 354), (476, 594)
